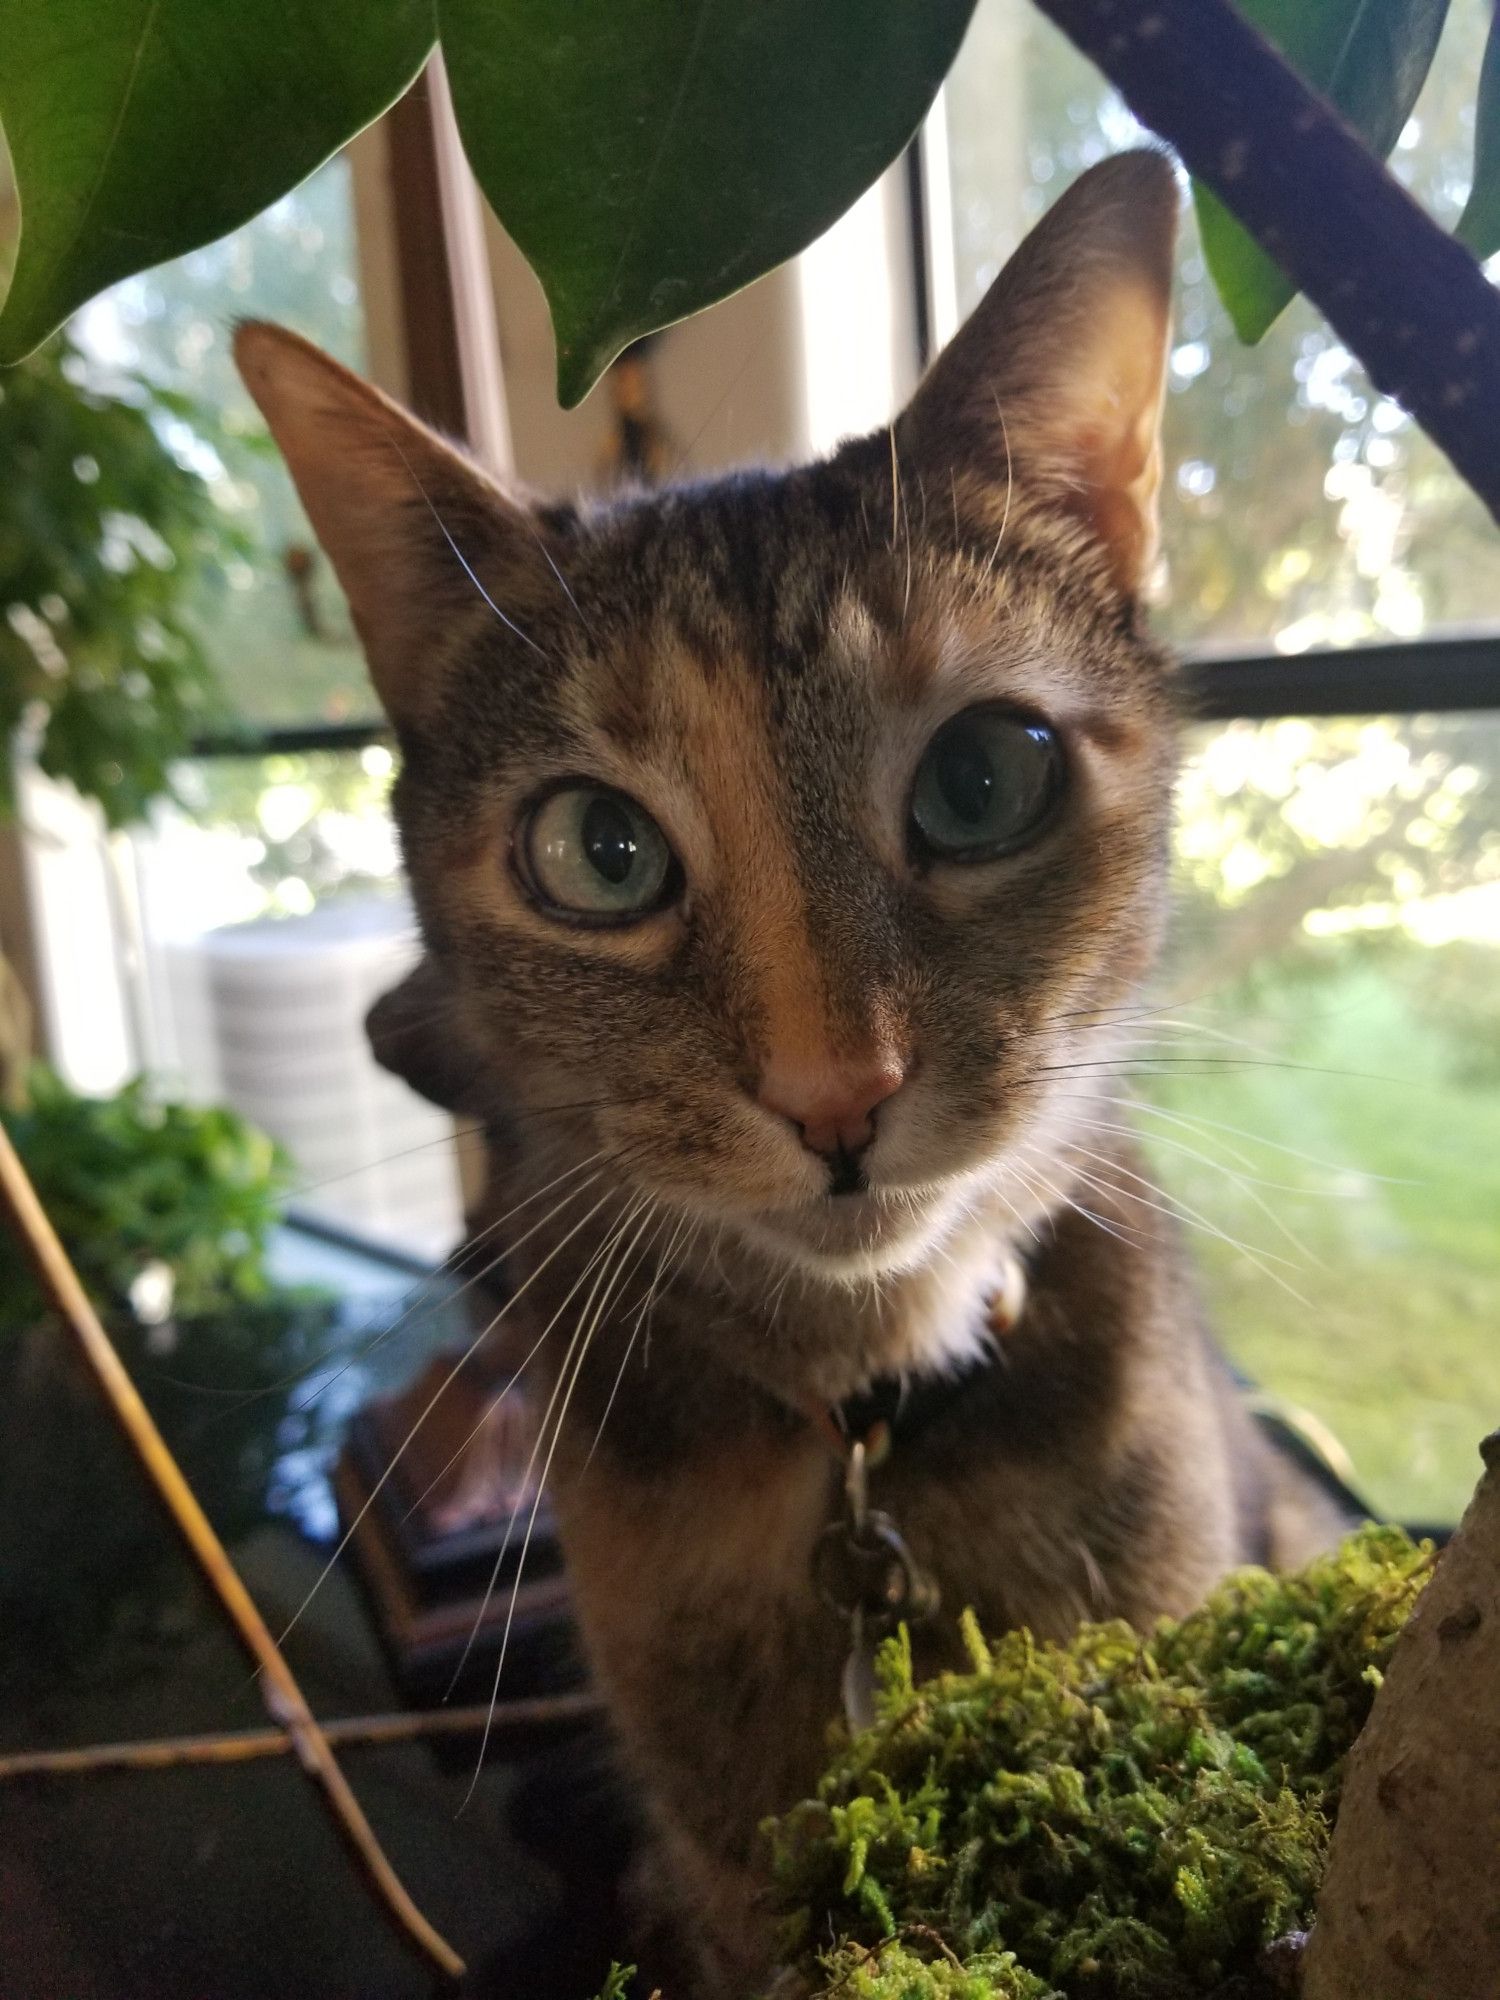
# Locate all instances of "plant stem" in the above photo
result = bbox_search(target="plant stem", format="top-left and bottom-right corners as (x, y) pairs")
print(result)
(0, 1121), (465, 1987)
(1031, 0), (1500, 525)
(0, 1690), (602, 1782)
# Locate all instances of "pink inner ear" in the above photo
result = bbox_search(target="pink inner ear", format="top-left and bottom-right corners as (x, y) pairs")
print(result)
(235, 318), (549, 732)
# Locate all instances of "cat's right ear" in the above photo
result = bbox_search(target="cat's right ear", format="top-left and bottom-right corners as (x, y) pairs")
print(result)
(234, 322), (550, 729)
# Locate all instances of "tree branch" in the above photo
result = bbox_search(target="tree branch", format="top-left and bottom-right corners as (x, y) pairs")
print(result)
(1031, 0), (1500, 525)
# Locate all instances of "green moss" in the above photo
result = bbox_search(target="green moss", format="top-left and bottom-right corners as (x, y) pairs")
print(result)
(811, 1940), (1057, 1999)
(767, 1526), (1430, 2000)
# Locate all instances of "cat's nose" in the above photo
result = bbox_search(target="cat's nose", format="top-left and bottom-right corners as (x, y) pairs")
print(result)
(757, 1053), (905, 1160)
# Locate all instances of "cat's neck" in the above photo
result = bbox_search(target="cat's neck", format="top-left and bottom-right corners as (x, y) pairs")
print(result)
(685, 1193), (1031, 1408)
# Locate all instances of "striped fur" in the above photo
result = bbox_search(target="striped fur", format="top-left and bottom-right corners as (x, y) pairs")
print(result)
(238, 153), (1349, 1994)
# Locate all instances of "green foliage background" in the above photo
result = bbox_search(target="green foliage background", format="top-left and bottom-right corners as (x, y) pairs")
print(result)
(0, 1064), (291, 1335)
(0, 336), (241, 826)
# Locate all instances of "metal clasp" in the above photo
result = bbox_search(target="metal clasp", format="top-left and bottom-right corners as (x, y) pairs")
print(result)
(812, 1437), (940, 1733)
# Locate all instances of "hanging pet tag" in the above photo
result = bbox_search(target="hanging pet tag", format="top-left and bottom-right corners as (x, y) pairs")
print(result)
(812, 1438), (940, 1734)
(840, 1606), (879, 1734)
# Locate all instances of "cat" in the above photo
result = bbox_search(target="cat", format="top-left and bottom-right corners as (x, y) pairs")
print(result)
(237, 150), (1350, 1996)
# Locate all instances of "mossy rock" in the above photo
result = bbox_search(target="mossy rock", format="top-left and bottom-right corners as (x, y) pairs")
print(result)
(763, 1525), (1431, 2000)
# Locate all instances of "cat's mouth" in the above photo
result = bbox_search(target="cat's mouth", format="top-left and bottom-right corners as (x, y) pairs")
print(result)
(736, 1176), (956, 1280)
(824, 1146), (869, 1200)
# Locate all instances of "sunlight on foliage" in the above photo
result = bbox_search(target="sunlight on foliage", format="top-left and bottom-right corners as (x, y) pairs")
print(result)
(0, 337), (243, 826)
(0, 1064), (291, 1333)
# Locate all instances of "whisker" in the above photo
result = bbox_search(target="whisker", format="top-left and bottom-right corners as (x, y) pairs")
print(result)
(379, 423), (546, 657)
(1093, 1091), (1419, 1185)
(280, 1123), (484, 1204)
(1084, 1109), (1343, 1204)
(152, 1148), (607, 1412)
(1064, 1139), (1314, 1276)
(583, 1204), (685, 1470)
(1058, 1150), (1314, 1310)
(1007, 1146), (1144, 1251)
(527, 524), (594, 638)
(269, 1176), (614, 1653)
(405, 1187), (647, 1531)
(458, 1199), (659, 1807)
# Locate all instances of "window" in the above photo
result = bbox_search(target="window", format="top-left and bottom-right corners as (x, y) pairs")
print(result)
(12, 139), (462, 1260)
(938, 0), (1500, 1523)
(71, 159), (379, 732)
(1160, 713), (1500, 1526)
(943, 0), (1500, 654)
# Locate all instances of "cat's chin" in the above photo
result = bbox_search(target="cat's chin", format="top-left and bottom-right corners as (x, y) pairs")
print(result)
(733, 1186), (958, 1285)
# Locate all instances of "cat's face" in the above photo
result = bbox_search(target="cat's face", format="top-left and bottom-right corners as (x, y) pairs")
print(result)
(239, 151), (1180, 1284)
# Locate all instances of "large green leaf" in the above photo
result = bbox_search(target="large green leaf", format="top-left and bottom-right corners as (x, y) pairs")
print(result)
(0, 0), (434, 362)
(441, 0), (977, 408)
(1193, 0), (1451, 343)
(1457, 0), (1500, 259)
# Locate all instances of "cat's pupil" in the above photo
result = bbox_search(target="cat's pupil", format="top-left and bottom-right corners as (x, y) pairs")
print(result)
(583, 795), (639, 885)
(934, 735), (995, 826)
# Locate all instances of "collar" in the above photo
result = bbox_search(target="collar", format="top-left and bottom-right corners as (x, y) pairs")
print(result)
(817, 1246), (1029, 1463)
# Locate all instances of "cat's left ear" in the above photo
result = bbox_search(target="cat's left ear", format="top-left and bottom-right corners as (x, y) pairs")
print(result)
(235, 321), (552, 731)
(895, 148), (1178, 599)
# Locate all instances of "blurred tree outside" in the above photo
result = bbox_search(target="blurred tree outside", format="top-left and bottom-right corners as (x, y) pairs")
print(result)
(950, 0), (1500, 653)
(65, 158), (377, 735)
(177, 747), (400, 922)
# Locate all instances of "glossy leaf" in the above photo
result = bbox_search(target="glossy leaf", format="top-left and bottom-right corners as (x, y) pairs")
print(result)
(0, 0), (434, 362)
(440, 0), (977, 408)
(1457, 0), (1500, 259)
(1194, 0), (1451, 342)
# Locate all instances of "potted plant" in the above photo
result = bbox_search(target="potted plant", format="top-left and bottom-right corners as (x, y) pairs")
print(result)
(0, 1062), (339, 1686)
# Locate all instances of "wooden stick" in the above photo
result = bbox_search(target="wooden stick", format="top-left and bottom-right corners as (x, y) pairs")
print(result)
(0, 1122), (465, 1986)
(0, 1690), (604, 1781)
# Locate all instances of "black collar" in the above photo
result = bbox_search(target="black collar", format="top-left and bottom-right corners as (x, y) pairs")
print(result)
(826, 1245), (1031, 1457)
(829, 1339), (1001, 1456)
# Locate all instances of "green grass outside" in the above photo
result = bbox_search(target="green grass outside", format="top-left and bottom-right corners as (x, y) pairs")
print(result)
(1136, 958), (1500, 1528)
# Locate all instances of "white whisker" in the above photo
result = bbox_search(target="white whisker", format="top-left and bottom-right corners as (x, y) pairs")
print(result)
(459, 1197), (659, 1807)
(271, 1171), (608, 1652)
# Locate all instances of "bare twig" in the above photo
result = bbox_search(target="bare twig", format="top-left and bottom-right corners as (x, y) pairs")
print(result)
(0, 1121), (465, 1986)
(0, 1689), (604, 1781)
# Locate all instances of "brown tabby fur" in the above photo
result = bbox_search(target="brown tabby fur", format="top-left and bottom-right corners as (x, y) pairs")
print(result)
(237, 153), (1349, 1995)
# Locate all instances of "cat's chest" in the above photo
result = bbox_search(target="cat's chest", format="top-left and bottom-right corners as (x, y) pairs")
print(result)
(545, 1343), (1166, 1678)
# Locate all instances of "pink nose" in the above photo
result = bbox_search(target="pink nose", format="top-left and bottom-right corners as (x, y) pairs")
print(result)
(757, 1054), (905, 1158)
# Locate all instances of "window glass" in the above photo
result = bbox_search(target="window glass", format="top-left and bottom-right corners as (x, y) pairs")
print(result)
(1149, 713), (1500, 1526)
(128, 747), (461, 1263)
(943, 0), (1500, 654)
(69, 159), (379, 730)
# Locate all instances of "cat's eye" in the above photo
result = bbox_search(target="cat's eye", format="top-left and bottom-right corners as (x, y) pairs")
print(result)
(908, 706), (1065, 863)
(519, 783), (678, 923)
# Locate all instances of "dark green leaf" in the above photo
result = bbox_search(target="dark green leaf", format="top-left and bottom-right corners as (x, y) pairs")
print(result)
(1194, 0), (1451, 343)
(0, 0), (434, 362)
(1457, 0), (1500, 259)
(440, 0), (977, 408)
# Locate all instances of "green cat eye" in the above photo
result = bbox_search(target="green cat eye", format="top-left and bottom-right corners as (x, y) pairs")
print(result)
(909, 706), (1065, 863)
(520, 784), (677, 923)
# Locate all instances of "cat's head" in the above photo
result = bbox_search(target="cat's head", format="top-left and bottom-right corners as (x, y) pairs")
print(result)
(238, 151), (1179, 1285)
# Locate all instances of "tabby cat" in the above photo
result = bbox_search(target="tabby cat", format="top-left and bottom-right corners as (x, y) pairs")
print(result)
(237, 151), (1346, 1996)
